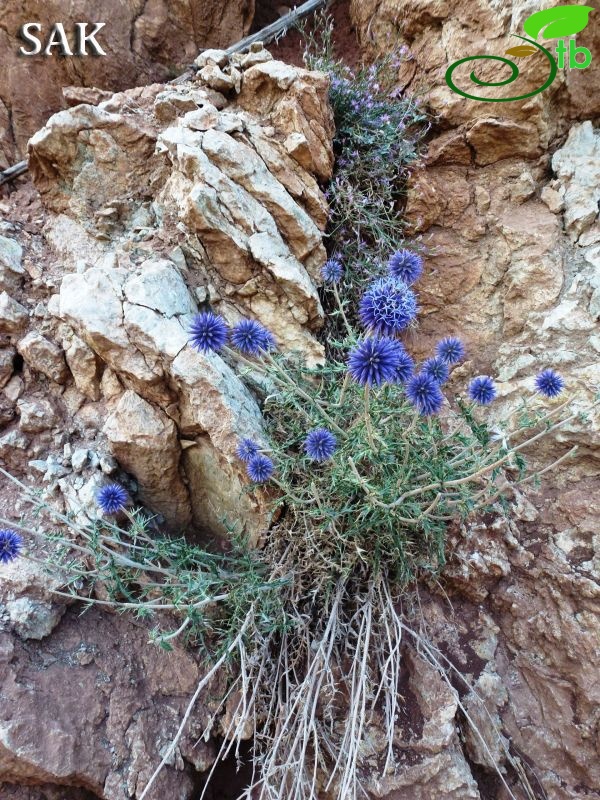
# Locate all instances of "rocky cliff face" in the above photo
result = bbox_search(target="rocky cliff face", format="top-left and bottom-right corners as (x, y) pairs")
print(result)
(0, 0), (255, 165)
(345, 2), (600, 798)
(0, 45), (333, 799)
(0, 2), (599, 799)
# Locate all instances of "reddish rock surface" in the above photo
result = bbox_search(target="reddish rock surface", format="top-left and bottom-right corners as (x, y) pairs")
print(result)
(0, 0), (255, 165)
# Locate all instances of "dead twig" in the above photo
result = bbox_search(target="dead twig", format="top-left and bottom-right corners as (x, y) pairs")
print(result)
(0, 159), (28, 187)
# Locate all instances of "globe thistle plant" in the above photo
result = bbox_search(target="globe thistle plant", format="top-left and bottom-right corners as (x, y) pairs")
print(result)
(359, 277), (418, 335)
(347, 337), (403, 386)
(0, 529), (23, 564)
(392, 347), (415, 383)
(535, 369), (564, 398)
(468, 375), (497, 405)
(97, 483), (129, 515)
(406, 372), (444, 415)
(422, 356), (449, 385)
(246, 454), (274, 484)
(388, 249), (423, 284)
(304, 428), (337, 462)
(231, 319), (276, 356)
(436, 337), (465, 365)
(236, 438), (261, 463)
(189, 312), (229, 353)
(322, 258), (344, 284)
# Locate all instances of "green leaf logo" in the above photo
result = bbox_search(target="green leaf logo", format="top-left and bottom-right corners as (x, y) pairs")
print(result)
(523, 5), (594, 39)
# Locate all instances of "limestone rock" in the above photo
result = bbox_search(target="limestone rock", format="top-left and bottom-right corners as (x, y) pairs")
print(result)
(0, 346), (15, 389)
(29, 58), (331, 361)
(0, 0), (255, 163)
(362, 647), (481, 799)
(5, 597), (66, 641)
(0, 292), (28, 334)
(64, 334), (102, 400)
(0, 235), (25, 292)
(17, 397), (59, 433)
(17, 331), (69, 384)
(103, 390), (192, 529)
(551, 121), (600, 240)
(194, 49), (230, 69)
(238, 61), (334, 181)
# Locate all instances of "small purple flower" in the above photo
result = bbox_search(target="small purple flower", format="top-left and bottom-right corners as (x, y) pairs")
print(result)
(468, 376), (497, 405)
(535, 369), (564, 398)
(406, 373), (444, 416)
(321, 258), (344, 284)
(236, 438), (260, 463)
(304, 428), (337, 462)
(387, 249), (423, 285)
(97, 484), (129, 515)
(231, 319), (275, 356)
(0, 529), (23, 564)
(246, 454), (274, 484)
(359, 277), (418, 336)
(189, 312), (228, 353)
(422, 357), (449, 385)
(436, 337), (465, 365)
(347, 337), (403, 387)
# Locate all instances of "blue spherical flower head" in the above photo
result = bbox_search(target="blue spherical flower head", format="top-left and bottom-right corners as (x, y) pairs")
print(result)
(322, 258), (343, 284)
(0, 529), (23, 564)
(406, 373), (444, 416)
(422, 356), (449, 385)
(97, 483), (129, 515)
(468, 376), (497, 405)
(535, 369), (564, 398)
(435, 337), (465, 365)
(359, 277), (418, 335)
(236, 438), (260, 463)
(246, 454), (274, 484)
(388, 249), (423, 285)
(304, 428), (337, 462)
(189, 312), (228, 353)
(347, 337), (403, 387)
(393, 347), (415, 384)
(231, 319), (275, 356)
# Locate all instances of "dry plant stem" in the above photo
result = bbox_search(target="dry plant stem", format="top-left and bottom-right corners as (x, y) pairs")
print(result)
(402, 410), (419, 469)
(326, 588), (373, 797)
(333, 283), (353, 336)
(332, 372), (351, 408)
(373, 398), (599, 509)
(159, 616), (192, 642)
(138, 608), (255, 800)
(376, 580), (403, 773)
(438, 396), (574, 468)
(363, 386), (376, 451)
(262, 352), (346, 436)
(254, 588), (344, 800)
